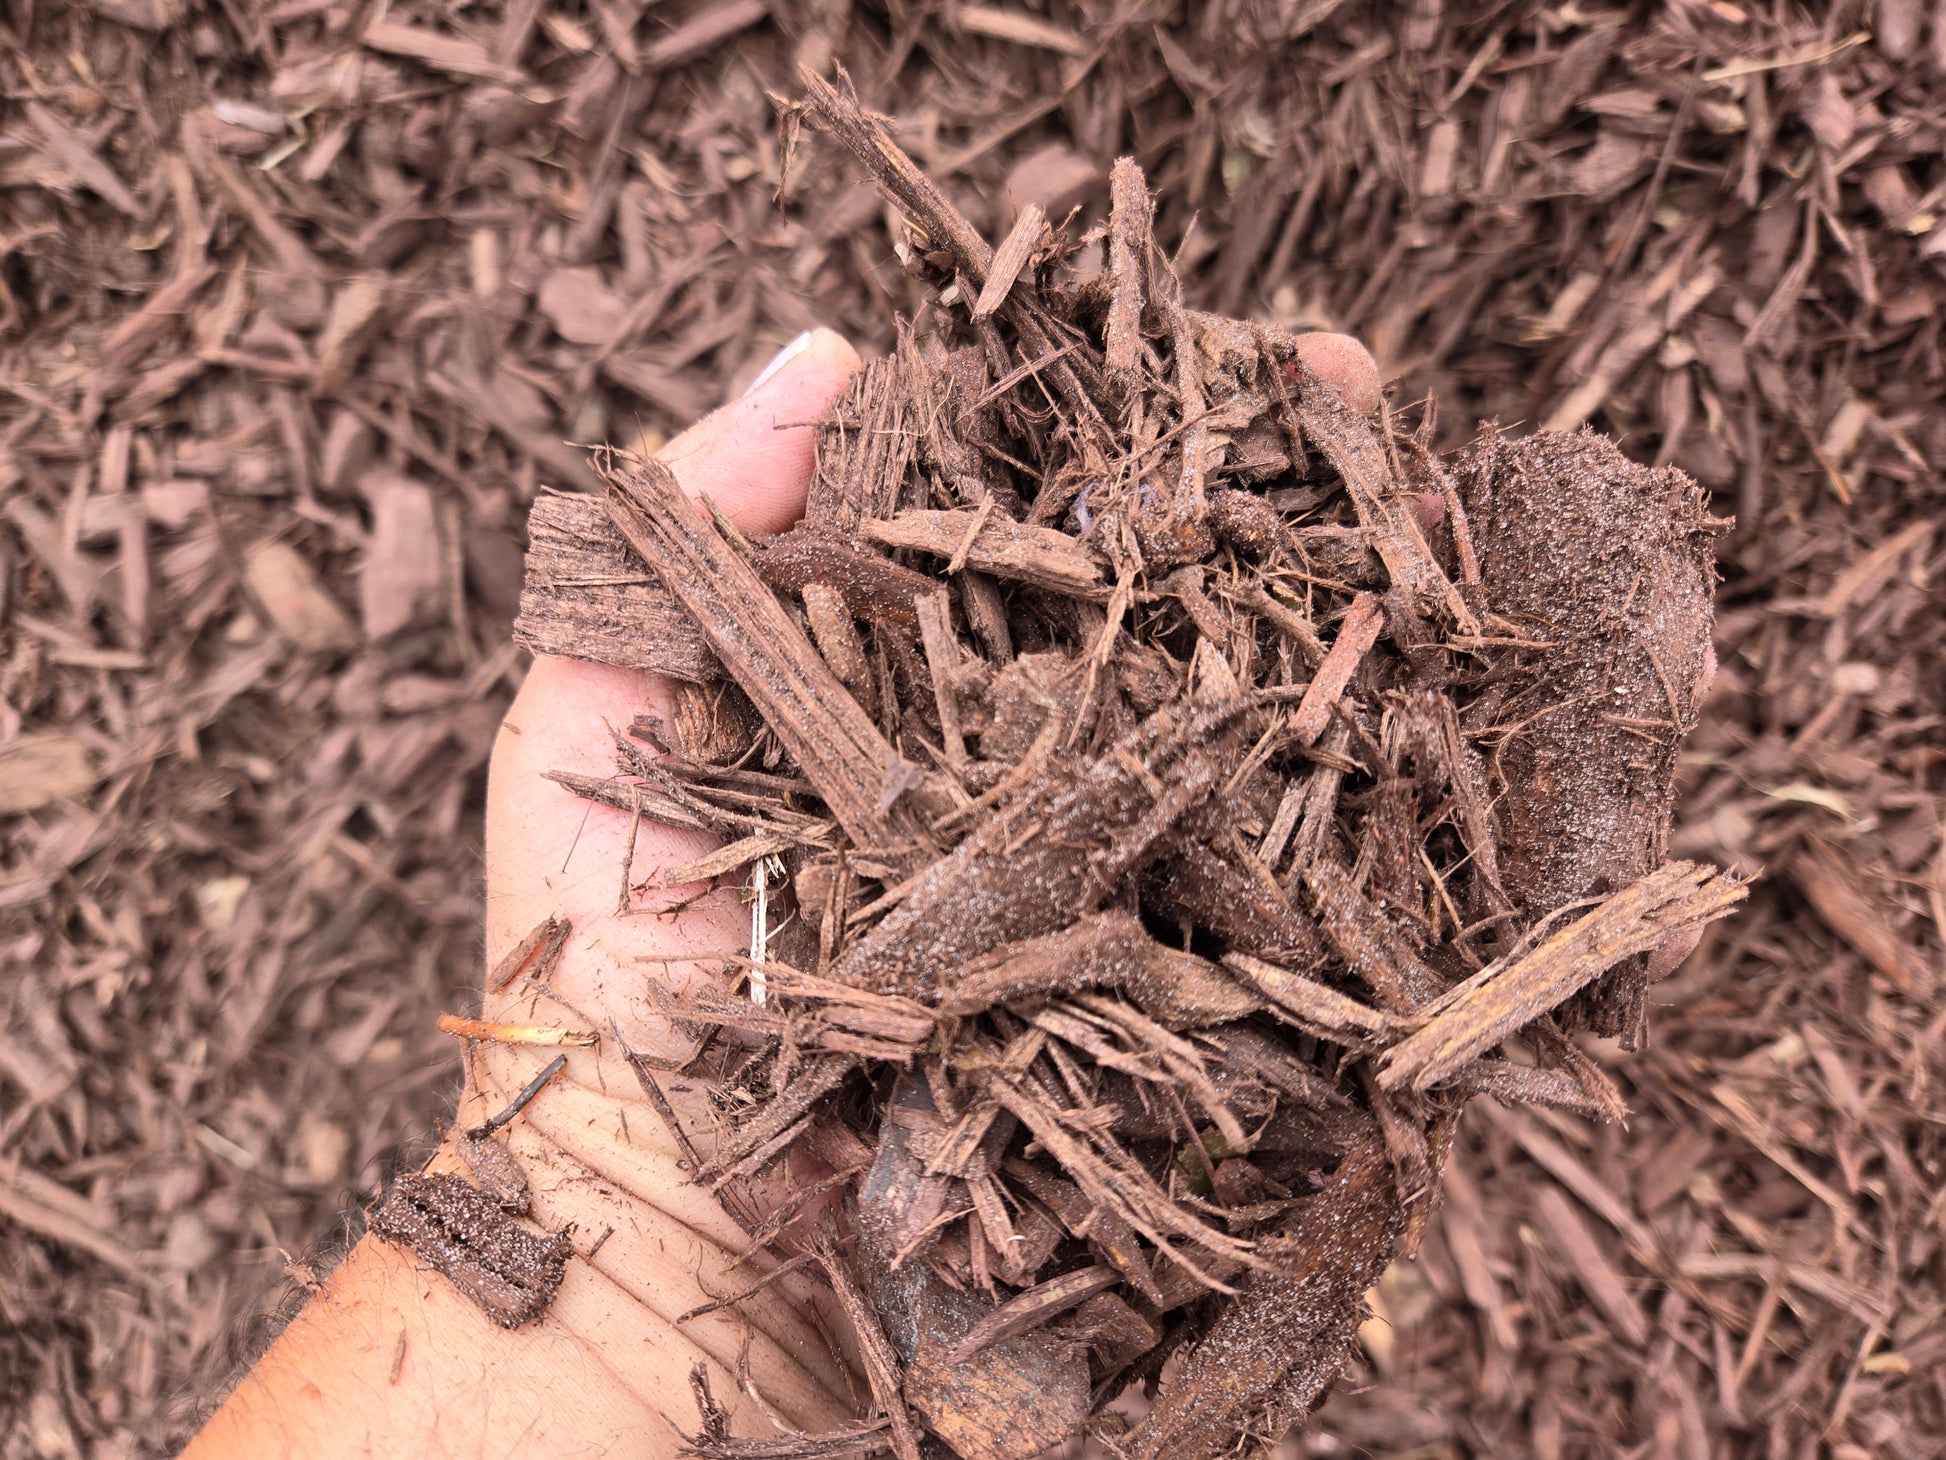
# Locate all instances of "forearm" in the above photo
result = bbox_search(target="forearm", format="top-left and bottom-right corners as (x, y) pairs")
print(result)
(184, 1227), (684, 1459)
(184, 1065), (859, 1458)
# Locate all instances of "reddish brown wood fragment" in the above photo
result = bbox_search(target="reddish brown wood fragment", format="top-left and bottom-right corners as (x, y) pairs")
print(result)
(602, 454), (928, 855)
(916, 588), (969, 768)
(1104, 159), (1151, 380)
(1223, 953), (1402, 1047)
(804, 353), (916, 534)
(758, 525), (936, 635)
(1790, 848), (1929, 994)
(854, 1085), (1090, 1460)
(1378, 861), (1746, 1091)
(1294, 373), (1475, 632)
(796, 68), (995, 284)
(1289, 591), (1381, 745)
(368, 1173), (570, 1330)
(514, 493), (716, 681)
(799, 582), (875, 706)
(1300, 857), (1448, 1009)
(806, 1221), (923, 1460)
(862, 510), (1105, 597)
(1531, 1185), (1649, 1347)
(946, 1265), (1119, 1362)
(936, 911), (1260, 1027)
(972, 204), (1046, 319)
(1130, 1130), (1402, 1458)
(456, 1133), (530, 1213)
(1458, 430), (1719, 920)
(361, 20), (528, 85)
(831, 696), (1254, 997)
(1144, 835), (1330, 967)
(663, 832), (796, 889)
(696, 1056), (858, 1189)
(486, 914), (571, 994)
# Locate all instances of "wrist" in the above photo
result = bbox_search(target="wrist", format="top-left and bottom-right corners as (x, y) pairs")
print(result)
(186, 1043), (859, 1460)
(451, 1041), (861, 1429)
(184, 1224), (688, 1459)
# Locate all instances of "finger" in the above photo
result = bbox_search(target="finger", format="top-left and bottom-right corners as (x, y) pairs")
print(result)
(484, 332), (863, 1057)
(657, 327), (864, 534)
(1290, 331), (1383, 414)
(1648, 924), (1706, 982)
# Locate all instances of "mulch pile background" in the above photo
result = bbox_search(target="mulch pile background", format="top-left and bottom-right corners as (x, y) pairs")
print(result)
(1, 2), (1940, 1456)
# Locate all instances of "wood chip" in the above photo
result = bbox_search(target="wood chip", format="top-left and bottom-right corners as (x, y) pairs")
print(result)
(947, 1265), (1119, 1362)
(1379, 862), (1747, 1091)
(242, 540), (357, 653)
(0, 734), (100, 816)
(514, 493), (716, 682)
(862, 510), (1105, 596)
(972, 204), (1046, 319)
(367, 1172), (569, 1328)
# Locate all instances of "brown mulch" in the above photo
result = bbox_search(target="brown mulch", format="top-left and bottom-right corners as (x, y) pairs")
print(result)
(1, 3), (1940, 1457)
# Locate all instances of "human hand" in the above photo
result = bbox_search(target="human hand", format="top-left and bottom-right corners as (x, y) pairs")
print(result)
(183, 329), (871, 1459)
(186, 324), (1383, 1460)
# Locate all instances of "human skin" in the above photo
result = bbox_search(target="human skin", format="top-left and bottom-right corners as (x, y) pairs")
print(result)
(182, 327), (1383, 1459)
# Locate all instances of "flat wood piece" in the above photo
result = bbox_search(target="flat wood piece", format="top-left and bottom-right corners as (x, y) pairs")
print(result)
(972, 204), (1046, 319)
(1130, 1128), (1402, 1458)
(1379, 861), (1747, 1091)
(947, 1264), (1118, 1361)
(368, 1172), (570, 1329)
(862, 510), (1106, 597)
(514, 492), (717, 682)
(1289, 591), (1381, 744)
(602, 454), (926, 854)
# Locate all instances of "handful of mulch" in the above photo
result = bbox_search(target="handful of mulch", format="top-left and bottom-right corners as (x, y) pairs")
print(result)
(515, 70), (1743, 1460)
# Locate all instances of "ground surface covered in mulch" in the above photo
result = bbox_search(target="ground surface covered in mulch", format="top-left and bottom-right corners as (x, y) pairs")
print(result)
(1, 2), (1941, 1456)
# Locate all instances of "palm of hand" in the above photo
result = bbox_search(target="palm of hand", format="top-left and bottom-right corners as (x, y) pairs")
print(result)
(465, 330), (868, 1442)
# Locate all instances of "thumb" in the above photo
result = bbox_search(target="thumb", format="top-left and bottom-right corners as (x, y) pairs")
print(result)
(1287, 332), (1383, 415)
(657, 327), (864, 534)
(483, 329), (861, 1047)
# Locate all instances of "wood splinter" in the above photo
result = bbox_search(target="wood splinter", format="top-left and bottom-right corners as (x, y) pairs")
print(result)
(437, 1015), (597, 1047)
(368, 1172), (571, 1330)
(466, 1051), (570, 1139)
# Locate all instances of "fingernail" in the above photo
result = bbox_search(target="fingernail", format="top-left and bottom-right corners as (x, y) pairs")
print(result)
(744, 331), (814, 396)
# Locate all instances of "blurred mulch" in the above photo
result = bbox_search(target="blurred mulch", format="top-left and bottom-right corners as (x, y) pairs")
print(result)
(0, 2), (1940, 1456)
